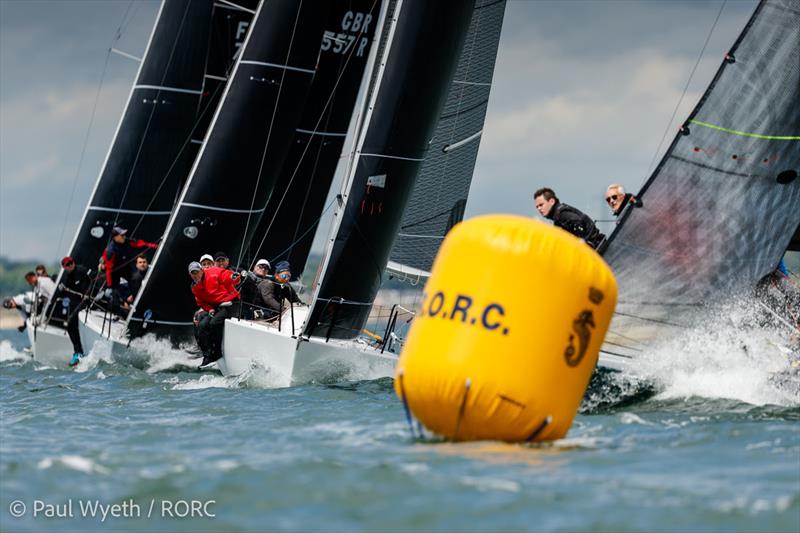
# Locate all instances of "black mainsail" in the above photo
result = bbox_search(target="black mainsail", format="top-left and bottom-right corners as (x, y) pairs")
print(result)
(65, 0), (215, 270)
(601, 0), (800, 360)
(129, 0), (330, 335)
(388, 0), (506, 274)
(247, 0), (383, 277)
(303, 0), (477, 340)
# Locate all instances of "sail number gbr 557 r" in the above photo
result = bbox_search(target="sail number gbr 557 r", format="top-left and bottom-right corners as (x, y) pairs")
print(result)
(321, 11), (374, 57)
(419, 291), (509, 336)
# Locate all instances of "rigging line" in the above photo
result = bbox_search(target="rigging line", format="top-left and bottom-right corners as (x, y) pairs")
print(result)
(246, 0), (380, 269)
(56, 0), (137, 257)
(236, 0), (307, 270)
(602, 339), (643, 352)
(268, 198), (336, 263)
(614, 311), (686, 328)
(400, 205), (453, 229)
(435, 3), (484, 211)
(112, 1), (194, 232)
(129, 74), (228, 237)
(643, 0), (727, 182)
(687, 119), (800, 140)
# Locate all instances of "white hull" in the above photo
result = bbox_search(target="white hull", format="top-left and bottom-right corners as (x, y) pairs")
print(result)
(220, 306), (398, 387)
(27, 319), (73, 368)
(78, 310), (148, 368)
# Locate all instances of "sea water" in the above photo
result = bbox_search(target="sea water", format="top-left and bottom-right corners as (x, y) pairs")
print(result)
(0, 326), (797, 532)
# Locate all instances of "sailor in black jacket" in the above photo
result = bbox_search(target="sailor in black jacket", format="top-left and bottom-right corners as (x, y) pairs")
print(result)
(534, 187), (605, 249)
(58, 256), (93, 365)
(605, 184), (642, 218)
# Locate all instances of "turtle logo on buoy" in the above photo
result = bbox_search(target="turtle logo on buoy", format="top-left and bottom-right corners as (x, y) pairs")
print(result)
(564, 310), (595, 367)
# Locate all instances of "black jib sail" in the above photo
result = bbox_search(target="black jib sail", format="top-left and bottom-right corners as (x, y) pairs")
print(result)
(303, 0), (477, 340)
(600, 0), (800, 360)
(65, 0), (215, 271)
(388, 0), (506, 274)
(129, 0), (330, 336)
(247, 0), (383, 277)
(194, 0), (259, 144)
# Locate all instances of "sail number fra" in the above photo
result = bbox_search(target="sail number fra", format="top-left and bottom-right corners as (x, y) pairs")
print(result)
(321, 11), (373, 57)
(420, 291), (509, 336)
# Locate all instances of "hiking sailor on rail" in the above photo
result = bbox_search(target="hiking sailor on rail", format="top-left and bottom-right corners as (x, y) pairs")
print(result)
(2, 271), (56, 332)
(259, 260), (303, 319)
(188, 261), (244, 369)
(534, 187), (605, 249)
(57, 256), (93, 366)
(99, 226), (158, 315)
(605, 184), (642, 218)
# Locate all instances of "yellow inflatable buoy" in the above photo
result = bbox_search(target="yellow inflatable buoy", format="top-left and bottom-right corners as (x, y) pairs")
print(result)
(394, 215), (617, 442)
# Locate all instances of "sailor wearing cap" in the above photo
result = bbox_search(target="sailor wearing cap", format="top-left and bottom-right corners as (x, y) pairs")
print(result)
(188, 260), (243, 369)
(100, 226), (158, 291)
(199, 254), (215, 269)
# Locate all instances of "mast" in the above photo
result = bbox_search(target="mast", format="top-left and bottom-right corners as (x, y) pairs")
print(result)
(246, 0), (384, 277)
(128, 0), (331, 336)
(601, 0), (800, 356)
(389, 0), (506, 273)
(303, 0), (477, 340)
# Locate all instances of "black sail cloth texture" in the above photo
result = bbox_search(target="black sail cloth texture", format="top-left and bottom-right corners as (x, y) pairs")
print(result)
(67, 0), (215, 271)
(129, 0), (331, 339)
(193, 0), (260, 144)
(601, 0), (800, 358)
(304, 0), (476, 340)
(389, 0), (506, 273)
(248, 0), (383, 277)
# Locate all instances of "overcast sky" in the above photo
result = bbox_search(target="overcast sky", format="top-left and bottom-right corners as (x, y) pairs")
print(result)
(0, 0), (756, 262)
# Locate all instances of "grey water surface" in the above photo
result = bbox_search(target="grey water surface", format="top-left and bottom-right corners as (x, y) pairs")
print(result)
(1, 329), (798, 533)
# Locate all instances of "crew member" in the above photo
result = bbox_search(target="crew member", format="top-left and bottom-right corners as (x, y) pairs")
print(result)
(534, 187), (605, 249)
(259, 260), (303, 318)
(199, 254), (215, 269)
(100, 226), (157, 315)
(2, 271), (57, 331)
(189, 261), (243, 368)
(605, 184), (641, 217)
(57, 256), (92, 366)
(101, 226), (157, 289)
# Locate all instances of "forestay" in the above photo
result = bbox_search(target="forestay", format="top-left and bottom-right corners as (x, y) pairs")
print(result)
(601, 0), (800, 358)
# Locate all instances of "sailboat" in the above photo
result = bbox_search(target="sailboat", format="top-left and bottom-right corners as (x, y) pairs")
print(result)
(598, 0), (800, 371)
(31, 0), (247, 367)
(219, 0), (507, 386)
(78, 0), (333, 367)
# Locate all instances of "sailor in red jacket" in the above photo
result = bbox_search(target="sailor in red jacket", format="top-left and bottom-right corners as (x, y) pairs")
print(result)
(189, 261), (243, 369)
(100, 226), (158, 290)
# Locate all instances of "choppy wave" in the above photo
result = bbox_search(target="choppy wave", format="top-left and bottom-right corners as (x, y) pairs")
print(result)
(0, 339), (31, 364)
(593, 297), (800, 409)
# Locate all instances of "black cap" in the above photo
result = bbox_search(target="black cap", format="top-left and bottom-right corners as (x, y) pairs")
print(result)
(214, 251), (228, 261)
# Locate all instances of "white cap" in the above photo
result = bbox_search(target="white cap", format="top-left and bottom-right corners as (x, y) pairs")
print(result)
(255, 259), (270, 269)
(199, 254), (214, 263)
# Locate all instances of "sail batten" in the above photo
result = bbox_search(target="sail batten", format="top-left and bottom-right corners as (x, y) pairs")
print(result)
(128, 0), (332, 335)
(387, 0), (506, 274)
